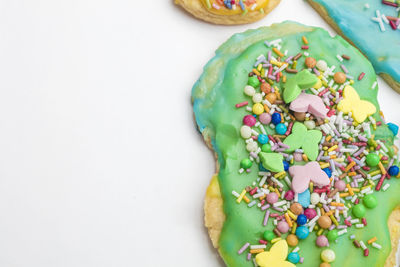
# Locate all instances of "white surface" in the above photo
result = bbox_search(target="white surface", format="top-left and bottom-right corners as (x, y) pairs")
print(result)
(0, 1), (399, 266)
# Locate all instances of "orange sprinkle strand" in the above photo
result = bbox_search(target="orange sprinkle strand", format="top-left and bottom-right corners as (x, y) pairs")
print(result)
(302, 36), (308, 44)
(272, 47), (284, 57)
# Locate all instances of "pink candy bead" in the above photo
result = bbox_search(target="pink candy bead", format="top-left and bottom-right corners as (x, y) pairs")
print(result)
(266, 192), (279, 204)
(316, 235), (329, 247)
(284, 190), (295, 201)
(304, 208), (317, 219)
(293, 152), (303, 162)
(243, 115), (257, 127)
(277, 221), (289, 233)
(259, 113), (271, 125)
(335, 180), (346, 191)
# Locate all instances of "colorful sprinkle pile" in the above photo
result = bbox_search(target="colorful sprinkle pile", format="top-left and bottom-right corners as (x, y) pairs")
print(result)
(232, 35), (400, 266)
(204, 0), (262, 13)
(368, 0), (400, 31)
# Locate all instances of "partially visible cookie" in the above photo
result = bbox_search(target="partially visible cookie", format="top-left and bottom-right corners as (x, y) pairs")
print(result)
(193, 21), (400, 266)
(175, 0), (280, 25)
(306, 0), (400, 94)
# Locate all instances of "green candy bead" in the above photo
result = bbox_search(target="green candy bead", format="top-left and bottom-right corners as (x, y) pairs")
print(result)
(363, 194), (378, 209)
(352, 204), (366, 218)
(240, 158), (253, 169)
(262, 143), (272, 152)
(327, 229), (338, 241)
(248, 76), (260, 88)
(263, 230), (275, 241)
(366, 153), (380, 167)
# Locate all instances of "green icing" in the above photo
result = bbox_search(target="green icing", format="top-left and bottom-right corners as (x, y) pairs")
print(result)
(192, 21), (398, 267)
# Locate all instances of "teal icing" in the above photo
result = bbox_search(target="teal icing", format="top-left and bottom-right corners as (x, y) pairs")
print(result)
(192, 21), (398, 267)
(308, 0), (400, 86)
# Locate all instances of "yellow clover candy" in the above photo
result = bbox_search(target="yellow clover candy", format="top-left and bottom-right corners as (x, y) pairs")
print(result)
(337, 85), (376, 123)
(255, 240), (295, 267)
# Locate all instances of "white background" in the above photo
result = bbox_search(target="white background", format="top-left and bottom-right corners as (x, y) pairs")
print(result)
(0, 0), (399, 266)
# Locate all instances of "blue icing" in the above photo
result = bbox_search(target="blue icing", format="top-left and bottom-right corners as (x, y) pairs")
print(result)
(308, 0), (400, 87)
(298, 189), (311, 208)
(387, 122), (399, 136)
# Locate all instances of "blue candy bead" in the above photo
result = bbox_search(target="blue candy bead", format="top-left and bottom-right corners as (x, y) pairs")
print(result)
(387, 123), (399, 136)
(389, 165), (399, 176)
(257, 134), (269, 145)
(296, 214), (307, 226)
(275, 123), (287, 135)
(271, 112), (281, 125)
(287, 252), (300, 264)
(283, 161), (289, 171)
(323, 167), (332, 178)
(259, 162), (268, 172)
(295, 226), (309, 239)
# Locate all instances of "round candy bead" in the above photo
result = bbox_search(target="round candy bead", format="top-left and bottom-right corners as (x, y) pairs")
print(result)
(244, 85), (255, 96)
(287, 252), (300, 264)
(290, 202), (303, 215)
(296, 214), (307, 225)
(252, 103), (264, 115)
(261, 143), (272, 152)
(277, 221), (289, 233)
(271, 113), (282, 125)
(252, 93), (263, 103)
(257, 134), (269, 145)
(366, 153), (380, 167)
(314, 78), (322, 89)
(294, 111), (306, 121)
(389, 165), (400, 176)
(260, 82), (271, 94)
(310, 192), (320, 205)
(327, 229), (338, 241)
(320, 263), (331, 267)
(316, 60), (328, 71)
(284, 190), (295, 201)
(323, 168), (332, 178)
(304, 208), (317, 219)
(283, 161), (290, 171)
(275, 123), (287, 135)
(240, 158), (252, 169)
(240, 125), (252, 139)
(318, 215), (332, 229)
(321, 249), (335, 263)
(352, 204), (366, 218)
(248, 76), (260, 87)
(243, 115), (257, 127)
(363, 194), (378, 209)
(387, 122), (399, 136)
(259, 162), (268, 172)
(286, 234), (298, 247)
(305, 57), (317, 68)
(266, 192), (279, 204)
(293, 152), (303, 162)
(246, 141), (258, 152)
(333, 72), (346, 84)
(334, 180), (346, 191)
(304, 119), (316, 129)
(259, 113), (271, 124)
(295, 226), (309, 239)
(263, 230), (275, 241)
(265, 93), (277, 104)
(316, 235), (329, 247)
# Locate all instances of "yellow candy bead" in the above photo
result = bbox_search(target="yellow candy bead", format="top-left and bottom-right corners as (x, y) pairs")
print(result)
(321, 249), (335, 263)
(253, 103), (264, 115)
(313, 79), (322, 89)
